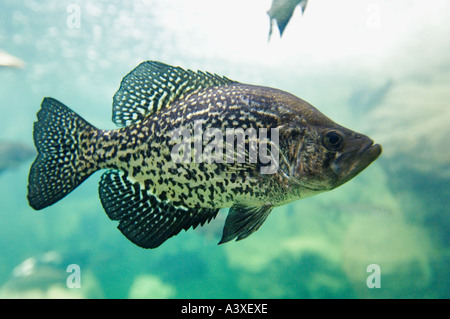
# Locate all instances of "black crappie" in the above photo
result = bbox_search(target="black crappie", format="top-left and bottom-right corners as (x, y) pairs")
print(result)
(27, 61), (381, 248)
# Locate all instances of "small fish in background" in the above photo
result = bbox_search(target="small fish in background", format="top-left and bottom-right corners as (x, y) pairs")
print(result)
(268, 0), (308, 40)
(0, 141), (35, 173)
(0, 50), (25, 68)
(0, 251), (101, 298)
(0, 251), (67, 298)
(27, 61), (381, 249)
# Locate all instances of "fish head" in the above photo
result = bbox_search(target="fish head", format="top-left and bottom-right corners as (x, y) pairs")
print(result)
(281, 109), (382, 193)
(317, 127), (382, 189)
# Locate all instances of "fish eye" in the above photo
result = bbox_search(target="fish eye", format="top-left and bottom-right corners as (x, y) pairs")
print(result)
(322, 130), (344, 151)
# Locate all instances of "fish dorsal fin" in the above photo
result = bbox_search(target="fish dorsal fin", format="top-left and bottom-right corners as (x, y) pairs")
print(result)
(112, 61), (235, 127)
(99, 170), (219, 248)
(219, 204), (273, 244)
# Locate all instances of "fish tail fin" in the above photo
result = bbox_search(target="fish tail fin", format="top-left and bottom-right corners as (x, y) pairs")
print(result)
(28, 97), (99, 210)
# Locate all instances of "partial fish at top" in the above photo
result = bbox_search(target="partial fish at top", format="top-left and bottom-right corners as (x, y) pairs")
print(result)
(27, 61), (381, 249)
(268, 0), (308, 40)
(0, 50), (25, 68)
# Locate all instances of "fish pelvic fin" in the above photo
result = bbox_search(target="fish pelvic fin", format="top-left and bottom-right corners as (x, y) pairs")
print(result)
(28, 97), (99, 210)
(218, 204), (273, 244)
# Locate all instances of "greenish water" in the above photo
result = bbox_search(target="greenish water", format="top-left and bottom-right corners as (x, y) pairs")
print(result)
(0, 0), (448, 299)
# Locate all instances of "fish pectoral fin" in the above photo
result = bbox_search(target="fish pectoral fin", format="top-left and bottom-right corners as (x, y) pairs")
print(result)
(99, 170), (219, 249)
(218, 204), (273, 245)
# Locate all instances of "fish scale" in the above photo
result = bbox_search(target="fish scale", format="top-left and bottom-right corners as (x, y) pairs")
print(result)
(27, 61), (381, 249)
(96, 84), (284, 208)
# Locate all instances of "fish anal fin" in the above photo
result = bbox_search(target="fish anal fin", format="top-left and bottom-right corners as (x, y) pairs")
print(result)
(218, 204), (273, 245)
(99, 170), (219, 248)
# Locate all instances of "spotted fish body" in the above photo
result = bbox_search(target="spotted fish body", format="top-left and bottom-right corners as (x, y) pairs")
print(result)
(28, 61), (381, 248)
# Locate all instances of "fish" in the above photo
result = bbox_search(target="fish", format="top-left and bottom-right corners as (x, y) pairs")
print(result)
(268, 0), (308, 40)
(0, 141), (35, 173)
(0, 251), (99, 298)
(27, 61), (381, 249)
(0, 252), (67, 297)
(0, 50), (25, 68)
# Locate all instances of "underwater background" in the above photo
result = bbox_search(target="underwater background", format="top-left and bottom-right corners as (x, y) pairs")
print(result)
(0, 0), (448, 299)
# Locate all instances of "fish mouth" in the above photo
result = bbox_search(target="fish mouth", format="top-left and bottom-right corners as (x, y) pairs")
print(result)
(359, 141), (382, 159)
(334, 140), (382, 187)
